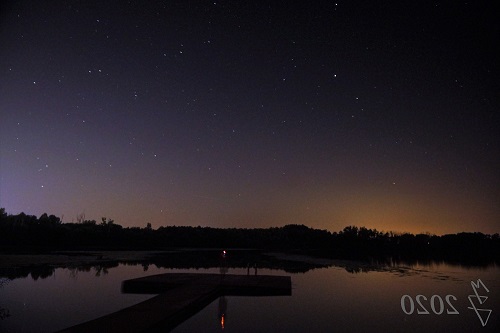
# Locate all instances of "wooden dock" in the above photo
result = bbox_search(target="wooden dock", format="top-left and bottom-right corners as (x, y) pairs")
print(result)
(58, 273), (291, 332)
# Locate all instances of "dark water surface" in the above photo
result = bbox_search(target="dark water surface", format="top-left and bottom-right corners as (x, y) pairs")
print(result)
(0, 256), (498, 332)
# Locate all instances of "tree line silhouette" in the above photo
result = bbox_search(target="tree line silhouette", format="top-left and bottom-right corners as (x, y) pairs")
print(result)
(1, 208), (498, 263)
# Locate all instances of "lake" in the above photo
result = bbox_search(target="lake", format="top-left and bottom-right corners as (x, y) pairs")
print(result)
(0, 252), (498, 332)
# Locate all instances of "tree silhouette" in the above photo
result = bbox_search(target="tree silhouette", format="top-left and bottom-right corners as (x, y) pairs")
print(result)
(0, 208), (498, 264)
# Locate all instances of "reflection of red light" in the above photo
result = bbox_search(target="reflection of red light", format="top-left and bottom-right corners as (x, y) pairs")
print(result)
(221, 314), (225, 329)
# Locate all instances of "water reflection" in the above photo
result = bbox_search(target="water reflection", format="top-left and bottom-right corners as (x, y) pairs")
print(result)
(1, 250), (498, 281)
(219, 250), (228, 277)
(0, 307), (8, 320)
(1, 252), (499, 333)
(0, 278), (10, 320)
(218, 296), (227, 330)
(0, 262), (119, 280)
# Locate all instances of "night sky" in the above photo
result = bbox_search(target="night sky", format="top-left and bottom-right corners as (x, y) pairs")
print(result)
(1, 1), (498, 235)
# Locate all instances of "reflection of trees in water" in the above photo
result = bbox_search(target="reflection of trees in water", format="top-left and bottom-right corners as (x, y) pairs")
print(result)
(0, 261), (119, 280)
(0, 265), (56, 280)
(0, 251), (325, 281)
(0, 278), (9, 288)
(1, 250), (497, 282)
(67, 264), (113, 279)
(142, 250), (328, 273)
(335, 256), (500, 276)
(0, 306), (9, 320)
(68, 267), (79, 280)
(94, 265), (109, 277)
(0, 278), (10, 320)
(30, 266), (55, 280)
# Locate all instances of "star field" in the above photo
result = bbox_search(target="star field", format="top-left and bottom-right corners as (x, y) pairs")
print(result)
(0, 1), (498, 234)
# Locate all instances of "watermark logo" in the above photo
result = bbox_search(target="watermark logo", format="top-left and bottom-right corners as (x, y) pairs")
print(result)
(468, 279), (492, 327)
